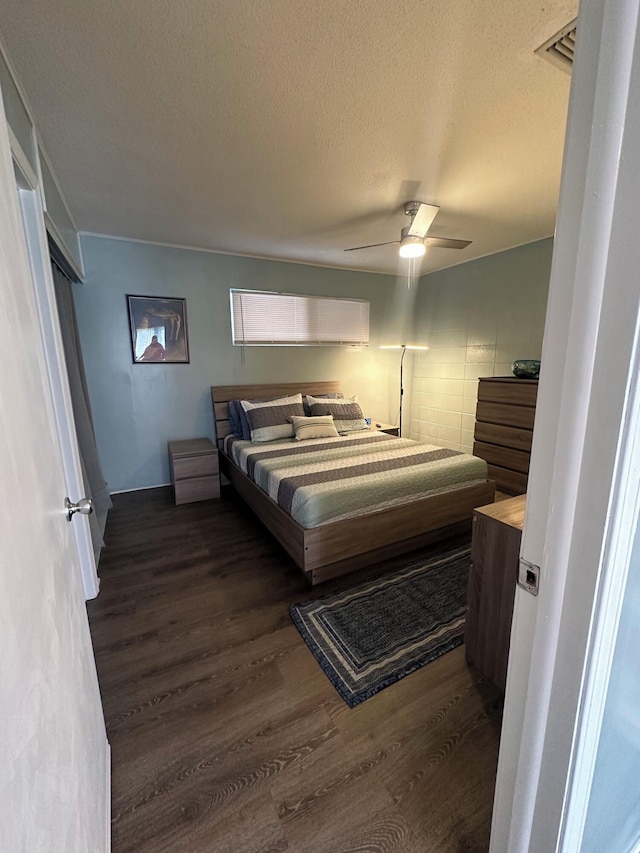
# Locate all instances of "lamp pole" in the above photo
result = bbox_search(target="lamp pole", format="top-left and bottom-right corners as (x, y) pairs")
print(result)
(380, 343), (427, 437)
(399, 345), (407, 437)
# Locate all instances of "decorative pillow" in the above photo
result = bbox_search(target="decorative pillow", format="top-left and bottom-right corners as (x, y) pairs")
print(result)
(228, 399), (252, 440)
(227, 399), (241, 436)
(290, 415), (339, 441)
(302, 392), (343, 415)
(306, 394), (367, 434)
(305, 393), (352, 408)
(241, 393), (304, 442)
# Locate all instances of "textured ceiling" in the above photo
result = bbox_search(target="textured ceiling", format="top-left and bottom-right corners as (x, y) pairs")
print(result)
(0, 0), (577, 275)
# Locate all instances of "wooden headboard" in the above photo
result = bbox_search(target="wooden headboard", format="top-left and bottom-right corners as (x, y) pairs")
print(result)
(210, 381), (342, 448)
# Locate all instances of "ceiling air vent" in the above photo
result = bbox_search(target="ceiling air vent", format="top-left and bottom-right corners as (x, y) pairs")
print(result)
(535, 18), (577, 74)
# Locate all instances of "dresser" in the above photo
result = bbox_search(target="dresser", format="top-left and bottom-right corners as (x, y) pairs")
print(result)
(464, 494), (525, 690)
(473, 376), (538, 495)
(168, 438), (220, 505)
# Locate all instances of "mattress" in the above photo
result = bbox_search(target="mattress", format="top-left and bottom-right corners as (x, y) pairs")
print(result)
(223, 431), (488, 529)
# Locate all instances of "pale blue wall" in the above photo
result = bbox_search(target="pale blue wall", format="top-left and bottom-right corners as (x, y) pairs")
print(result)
(74, 235), (397, 492)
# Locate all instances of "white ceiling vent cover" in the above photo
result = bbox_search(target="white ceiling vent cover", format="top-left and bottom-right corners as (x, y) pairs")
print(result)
(535, 18), (577, 74)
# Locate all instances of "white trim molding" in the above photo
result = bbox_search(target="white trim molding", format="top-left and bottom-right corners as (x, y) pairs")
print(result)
(105, 740), (111, 852)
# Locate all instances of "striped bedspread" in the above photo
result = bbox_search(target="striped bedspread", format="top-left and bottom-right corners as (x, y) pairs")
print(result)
(224, 431), (488, 529)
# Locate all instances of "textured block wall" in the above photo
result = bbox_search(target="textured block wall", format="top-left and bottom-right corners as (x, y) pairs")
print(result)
(407, 238), (553, 451)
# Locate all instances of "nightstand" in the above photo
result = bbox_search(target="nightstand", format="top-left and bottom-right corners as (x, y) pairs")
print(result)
(372, 422), (399, 436)
(168, 438), (220, 505)
(464, 494), (525, 690)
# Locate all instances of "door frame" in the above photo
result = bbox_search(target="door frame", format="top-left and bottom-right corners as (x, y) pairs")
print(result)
(491, 0), (640, 849)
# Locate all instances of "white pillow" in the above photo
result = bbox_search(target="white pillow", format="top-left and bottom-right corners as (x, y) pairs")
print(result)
(305, 393), (357, 407)
(290, 415), (339, 441)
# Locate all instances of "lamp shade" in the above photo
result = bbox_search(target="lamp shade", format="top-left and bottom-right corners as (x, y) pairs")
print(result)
(398, 235), (426, 258)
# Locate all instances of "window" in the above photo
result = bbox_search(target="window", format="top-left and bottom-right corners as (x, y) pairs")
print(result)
(230, 289), (370, 346)
(133, 326), (166, 360)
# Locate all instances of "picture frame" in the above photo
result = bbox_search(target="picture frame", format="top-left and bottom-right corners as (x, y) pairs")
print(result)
(127, 295), (190, 364)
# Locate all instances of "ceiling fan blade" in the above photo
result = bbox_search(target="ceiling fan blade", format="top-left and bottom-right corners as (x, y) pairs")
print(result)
(407, 203), (439, 238)
(425, 236), (472, 249)
(344, 240), (400, 252)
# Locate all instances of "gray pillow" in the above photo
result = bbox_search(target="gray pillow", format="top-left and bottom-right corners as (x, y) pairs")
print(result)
(308, 397), (367, 433)
(228, 400), (252, 440)
(241, 393), (305, 442)
(302, 392), (342, 415)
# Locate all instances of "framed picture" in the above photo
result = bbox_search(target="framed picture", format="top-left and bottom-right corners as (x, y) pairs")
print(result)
(127, 295), (190, 364)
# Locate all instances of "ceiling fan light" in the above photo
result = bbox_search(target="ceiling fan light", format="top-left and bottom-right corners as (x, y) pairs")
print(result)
(398, 236), (426, 258)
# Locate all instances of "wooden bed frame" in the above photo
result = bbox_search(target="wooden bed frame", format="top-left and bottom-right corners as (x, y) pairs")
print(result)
(211, 382), (495, 585)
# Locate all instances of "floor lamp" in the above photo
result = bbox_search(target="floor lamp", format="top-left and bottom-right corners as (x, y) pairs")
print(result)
(380, 344), (428, 437)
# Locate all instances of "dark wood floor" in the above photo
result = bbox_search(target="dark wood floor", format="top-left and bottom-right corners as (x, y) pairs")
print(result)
(88, 487), (503, 853)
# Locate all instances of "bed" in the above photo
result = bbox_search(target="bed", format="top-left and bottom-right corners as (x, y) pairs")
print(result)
(211, 382), (495, 584)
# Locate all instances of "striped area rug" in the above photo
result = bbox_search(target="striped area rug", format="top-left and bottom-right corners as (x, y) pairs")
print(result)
(290, 545), (471, 707)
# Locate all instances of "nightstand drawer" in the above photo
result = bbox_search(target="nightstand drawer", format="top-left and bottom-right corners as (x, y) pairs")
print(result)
(174, 475), (220, 505)
(172, 454), (218, 480)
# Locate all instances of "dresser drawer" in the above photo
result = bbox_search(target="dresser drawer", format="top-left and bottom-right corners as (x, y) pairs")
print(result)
(486, 464), (528, 495)
(474, 421), (533, 452)
(476, 400), (536, 430)
(473, 441), (531, 474)
(477, 379), (538, 407)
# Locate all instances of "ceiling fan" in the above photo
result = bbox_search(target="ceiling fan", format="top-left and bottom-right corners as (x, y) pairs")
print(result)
(344, 201), (471, 258)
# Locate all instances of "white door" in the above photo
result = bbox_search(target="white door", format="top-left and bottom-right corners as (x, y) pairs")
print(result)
(491, 0), (640, 850)
(0, 93), (109, 848)
(16, 160), (99, 600)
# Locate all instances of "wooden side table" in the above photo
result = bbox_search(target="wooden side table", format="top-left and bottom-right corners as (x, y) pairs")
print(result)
(464, 494), (525, 690)
(372, 422), (399, 436)
(168, 438), (220, 505)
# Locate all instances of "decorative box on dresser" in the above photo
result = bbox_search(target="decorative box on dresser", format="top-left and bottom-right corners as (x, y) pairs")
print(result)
(465, 494), (525, 691)
(473, 376), (538, 495)
(168, 438), (220, 505)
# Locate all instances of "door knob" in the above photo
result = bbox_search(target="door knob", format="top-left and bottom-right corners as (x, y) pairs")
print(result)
(65, 496), (93, 522)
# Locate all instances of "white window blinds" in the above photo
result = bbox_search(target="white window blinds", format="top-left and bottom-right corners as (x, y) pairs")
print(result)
(230, 290), (370, 346)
